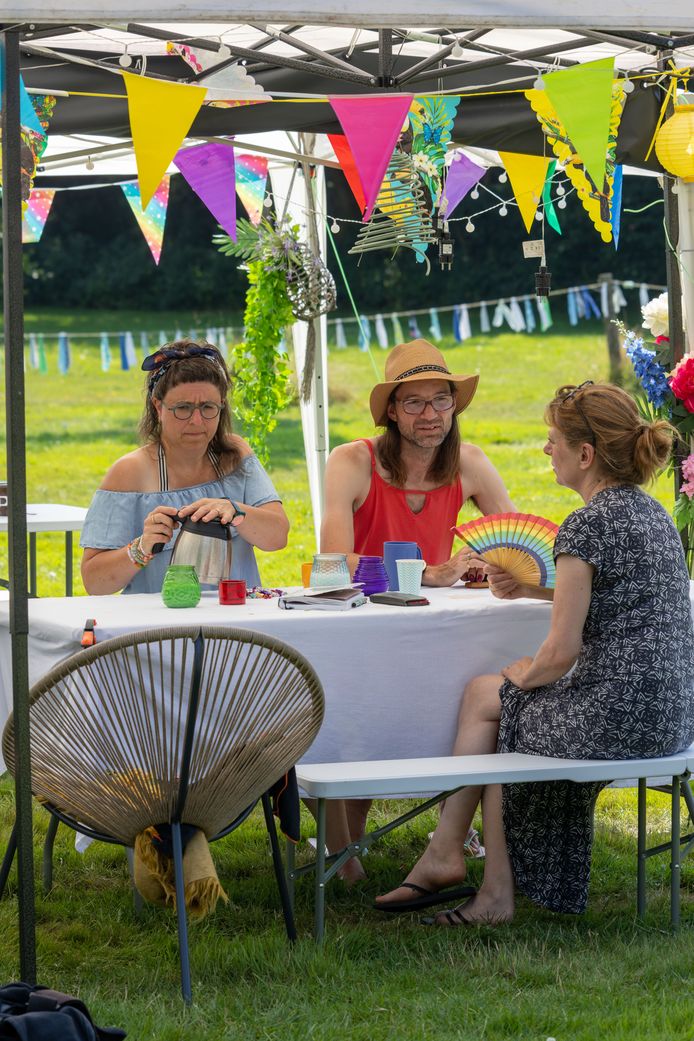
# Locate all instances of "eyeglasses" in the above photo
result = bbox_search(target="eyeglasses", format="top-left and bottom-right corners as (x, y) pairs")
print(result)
(163, 401), (224, 421)
(395, 393), (455, 416)
(558, 381), (595, 443)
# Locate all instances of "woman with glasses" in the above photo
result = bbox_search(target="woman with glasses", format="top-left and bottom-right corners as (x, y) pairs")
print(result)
(376, 381), (694, 924)
(80, 340), (288, 594)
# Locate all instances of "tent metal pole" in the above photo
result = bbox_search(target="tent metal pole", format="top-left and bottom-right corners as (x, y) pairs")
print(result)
(2, 27), (37, 983)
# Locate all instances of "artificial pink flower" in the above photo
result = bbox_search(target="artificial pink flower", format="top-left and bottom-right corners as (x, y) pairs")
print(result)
(680, 480), (694, 500)
(682, 453), (694, 483)
(669, 354), (694, 413)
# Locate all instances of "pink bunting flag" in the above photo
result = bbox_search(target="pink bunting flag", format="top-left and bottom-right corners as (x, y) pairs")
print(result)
(235, 153), (268, 225)
(440, 152), (486, 218)
(174, 142), (236, 239)
(329, 94), (414, 221)
(122, 176), (169, 264)
(22, 188), (56, 243)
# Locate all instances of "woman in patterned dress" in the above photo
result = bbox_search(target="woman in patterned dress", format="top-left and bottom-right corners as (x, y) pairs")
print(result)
(376, 381), (694, 924)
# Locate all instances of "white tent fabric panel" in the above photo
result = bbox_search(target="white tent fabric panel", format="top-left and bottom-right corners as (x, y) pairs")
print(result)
(7, 4), (694, 30)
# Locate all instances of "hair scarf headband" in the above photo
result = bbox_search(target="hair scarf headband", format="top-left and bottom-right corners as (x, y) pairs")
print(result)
(141, 346), (225, 396)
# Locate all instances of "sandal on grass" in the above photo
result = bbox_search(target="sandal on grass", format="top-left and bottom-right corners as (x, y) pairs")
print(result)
(374, 881), (476, 914)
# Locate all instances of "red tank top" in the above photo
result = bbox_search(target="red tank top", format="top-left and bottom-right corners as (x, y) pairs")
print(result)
(352, 439), (463, 566)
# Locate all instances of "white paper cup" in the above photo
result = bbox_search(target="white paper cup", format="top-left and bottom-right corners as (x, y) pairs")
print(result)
(396, 558), (426, 595)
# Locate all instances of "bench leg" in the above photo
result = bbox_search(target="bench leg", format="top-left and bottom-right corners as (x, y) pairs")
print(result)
(637, 777), (646, 918)
(671, 777), (681, 931)
(0, 821), (18, 899)
(42, 814), (60, 893)
(314, 798), (326, 944)
(285, 837), (295, 911)
(171, 821), (192, 1005)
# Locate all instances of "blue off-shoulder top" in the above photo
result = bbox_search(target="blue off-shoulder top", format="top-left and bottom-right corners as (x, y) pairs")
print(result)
(80, 454), (281, 594)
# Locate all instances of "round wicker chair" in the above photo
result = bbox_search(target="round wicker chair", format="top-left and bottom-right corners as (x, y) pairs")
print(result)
(1, 625), (324, 1001)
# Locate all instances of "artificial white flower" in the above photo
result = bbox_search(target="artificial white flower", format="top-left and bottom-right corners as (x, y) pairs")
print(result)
(641, 292), (669, 338)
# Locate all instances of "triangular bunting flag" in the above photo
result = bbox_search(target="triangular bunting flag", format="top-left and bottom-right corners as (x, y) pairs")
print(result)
(329, 95), (413, 221)
(611, 164), (623, 250)
(542, 57), (615, 189)
(123, 72), (206, 209)
(440, 152), (485, 217)
(328, 133), (366, 213)
(498, 152), (551, 233)
(174, 142), (236, 239)
(541, 161), (562, 235)
(0, 49), (43, 134)
(122, 177), (169, 264)
(22, 189), (55, 243)
(235, 154), (268, 226)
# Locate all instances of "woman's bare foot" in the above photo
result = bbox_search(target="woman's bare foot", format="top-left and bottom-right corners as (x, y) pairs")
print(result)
(374, 842), (467, 907)
(426, 889), (514, 927)
(337, 855), (367, 886)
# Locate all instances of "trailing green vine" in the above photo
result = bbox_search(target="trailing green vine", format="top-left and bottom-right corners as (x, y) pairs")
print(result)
(215, 218), (300, 464)
(234, 259), (294, 464)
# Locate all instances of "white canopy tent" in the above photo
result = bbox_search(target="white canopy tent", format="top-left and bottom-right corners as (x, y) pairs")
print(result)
(2, 7), (693, 985)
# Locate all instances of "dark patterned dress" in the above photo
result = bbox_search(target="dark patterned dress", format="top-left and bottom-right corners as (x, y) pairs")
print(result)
(498, 484), (694, 913)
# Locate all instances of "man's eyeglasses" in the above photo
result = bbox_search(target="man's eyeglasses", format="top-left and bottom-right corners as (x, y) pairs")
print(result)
(558, 381), (595, 443)
(395, 393), (455, 416)
(163, 401), (224, 421)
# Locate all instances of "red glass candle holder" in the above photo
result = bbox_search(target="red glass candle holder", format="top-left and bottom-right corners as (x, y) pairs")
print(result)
(219, 579), (246, 605)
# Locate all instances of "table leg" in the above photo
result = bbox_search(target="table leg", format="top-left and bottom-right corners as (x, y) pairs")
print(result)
(671, 777), (681, 930)
(65, 532), (73, 597)
(286, 838), (295, 910)
(637, 777), (646, 917)
(314, 798), (326, 944)
(29, 533), (37, 598)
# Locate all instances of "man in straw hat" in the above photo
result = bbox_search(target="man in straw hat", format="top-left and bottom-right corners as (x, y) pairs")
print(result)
(316, 339), (514, 882)
(321, 338), (513, 586)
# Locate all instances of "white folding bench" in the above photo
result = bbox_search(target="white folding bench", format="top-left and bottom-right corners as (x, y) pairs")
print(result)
(292, 749), (694, 940)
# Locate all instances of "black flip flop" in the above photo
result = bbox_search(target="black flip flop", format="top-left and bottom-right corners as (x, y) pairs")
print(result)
(374, 881), (476, 914)
(421, 902), (473, 927)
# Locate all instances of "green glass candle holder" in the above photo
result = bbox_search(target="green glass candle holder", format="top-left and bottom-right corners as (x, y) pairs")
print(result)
(161, 564), (201, 608)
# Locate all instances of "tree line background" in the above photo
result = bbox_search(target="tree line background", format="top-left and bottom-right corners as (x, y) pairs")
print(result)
(20, 169), (666, 313)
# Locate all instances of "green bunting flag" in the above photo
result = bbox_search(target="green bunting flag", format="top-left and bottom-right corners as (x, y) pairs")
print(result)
(542, 160), (562, 235)
(543, 57), (615, 189)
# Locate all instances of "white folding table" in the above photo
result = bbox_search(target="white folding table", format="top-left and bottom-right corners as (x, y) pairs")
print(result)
(0, 503), (88, 597)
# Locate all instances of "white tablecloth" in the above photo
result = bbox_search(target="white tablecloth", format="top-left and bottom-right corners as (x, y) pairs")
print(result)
(0, 504), (88, 534)
(2, 585), (693, 776)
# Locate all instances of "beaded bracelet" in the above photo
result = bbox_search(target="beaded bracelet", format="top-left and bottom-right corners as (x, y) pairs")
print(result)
(127, 536), (153, 568)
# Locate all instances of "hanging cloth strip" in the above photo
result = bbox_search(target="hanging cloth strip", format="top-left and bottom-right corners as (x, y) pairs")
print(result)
(374, 313), (390, 349)
(452, 305), (462, 343)
(457, 304), (472, 341)
(125, 331), (138, 368)
(567, 290), (579, 326)
(429, 307), (442, 340)
(408, 316), (422, 338)
(580, 288), (602, 319)
(523, 297), (536, 333)
(391, 313), (404, 344)
(335, 317), (347, 348)
(358, 315), (371, 351)
(479, 301), (491, 334)
(574, 289), (586, 320)
(140, 331), (149, 358)
(537, 297), (553, 331)
(29, 333), (39, 369)
(508, 297), (526, 332)
(600, 282), (609, 318)
(100, 333), (111, 372)
(612, 284), (627, 313)
(639, 284), (650, 308)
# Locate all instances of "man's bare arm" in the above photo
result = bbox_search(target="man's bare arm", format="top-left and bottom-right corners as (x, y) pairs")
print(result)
(319, 442), (371, 576)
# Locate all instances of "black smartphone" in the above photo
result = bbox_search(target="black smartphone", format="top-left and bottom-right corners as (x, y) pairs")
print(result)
(369, 591), (430, 607)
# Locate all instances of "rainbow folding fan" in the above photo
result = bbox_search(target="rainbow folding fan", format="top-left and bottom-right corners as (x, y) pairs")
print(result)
(452, 512), (560, 588)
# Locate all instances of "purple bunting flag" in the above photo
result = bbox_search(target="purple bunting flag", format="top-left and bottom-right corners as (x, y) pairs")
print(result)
(174, 142), (237, 239)
(440, 152), (486, 218)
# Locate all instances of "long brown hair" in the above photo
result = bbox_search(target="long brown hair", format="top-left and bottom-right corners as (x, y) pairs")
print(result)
(545, 382), (674, 485)
(139, 340), (240, 467)
(377, 384), (461, 487)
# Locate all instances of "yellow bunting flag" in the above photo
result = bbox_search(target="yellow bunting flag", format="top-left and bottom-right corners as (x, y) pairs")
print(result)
(542, 57), (615, 190)
(498, 152), (551, 233)
(124, 72), (207, 209)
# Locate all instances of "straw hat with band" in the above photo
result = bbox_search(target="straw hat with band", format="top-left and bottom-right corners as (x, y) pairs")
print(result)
(369, 339), (479, 427)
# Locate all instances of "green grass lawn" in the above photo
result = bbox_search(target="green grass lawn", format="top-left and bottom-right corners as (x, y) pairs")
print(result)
(0, 314), (690, 1040)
